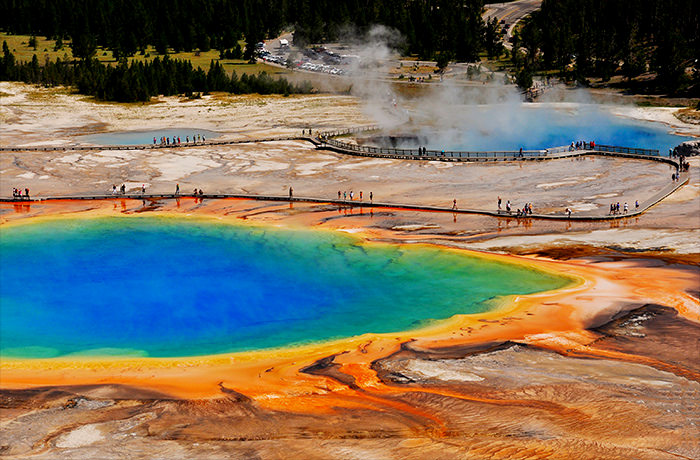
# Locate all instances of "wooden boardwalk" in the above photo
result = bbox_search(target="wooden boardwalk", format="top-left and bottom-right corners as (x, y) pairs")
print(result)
(1, 172), (687, 221)
(0, 135), (318, 152)
(1, 126), (688, 221)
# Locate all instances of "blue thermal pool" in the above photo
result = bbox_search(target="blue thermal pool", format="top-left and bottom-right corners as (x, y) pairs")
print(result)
(79, 128), (219, 146)
(0, 217), (572, 358)
(415, 105), (695, 152)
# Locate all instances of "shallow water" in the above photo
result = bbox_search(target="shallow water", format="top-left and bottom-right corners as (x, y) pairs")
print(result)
(0, 217), (571, 358)
(80, 129), (219, 146)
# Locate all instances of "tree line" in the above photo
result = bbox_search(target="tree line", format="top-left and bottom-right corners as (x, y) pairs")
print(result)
(0, 0), (489, 61)
(514, 0), (699, 94)
(0, 42), (313, 102)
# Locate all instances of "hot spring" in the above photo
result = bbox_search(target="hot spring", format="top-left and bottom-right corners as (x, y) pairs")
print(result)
(367, 104), (694, 152)
(0, 217), (571, 359)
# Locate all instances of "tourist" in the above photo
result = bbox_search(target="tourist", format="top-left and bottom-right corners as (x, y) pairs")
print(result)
(498, 196), (502, 210)
(506, 200), (511, 213)
(344, 191), (347, 200)
(186, 136), (189, 143)
(624, 202), (628, 213)
(176, 183), (180, 195)
(350, 190), (354, 200)
(672, 173), (676, 181)
(591, 140), (595, 149)
(338, 190), (341, 200)
(141, 184), (146, 194)
(616, 202), (620, 213)
(121, 184), (126, 194)
(635, 200), (639, 209)
(610, 203), (615, 215)
(289, 186), (293, 199)
(25, 188), (30, 199)
(452, 199), (457, 210)
(359, 191), (363, 201)
(199, 189), (203, 196)
(369, 192), (373, 202)
(566, 207), (572, 218)
(112, 184), (117, 195)
(153, 137), (156, 145)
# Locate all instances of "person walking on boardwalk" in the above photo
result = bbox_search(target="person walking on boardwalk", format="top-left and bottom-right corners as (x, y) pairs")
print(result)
(452, 199), (457, 210)
(289, 186), (293, 199)
(338, 190), (341, 200)
(624, 202), (628, 213)
(369, 192), (373, 203)
(141, 184), (146, 194)
(506, 200), (511, 213)
(635, 200), (639, 209)
(498, 196), (501, 210)
(343, 191), (347, 200)
(566, 207), (572, 218)
(359, 191), (363, 201)
(176, 183), (180, 195)
(25, 188), (30, 200)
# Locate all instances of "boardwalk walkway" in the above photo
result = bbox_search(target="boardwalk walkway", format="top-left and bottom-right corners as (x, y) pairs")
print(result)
(0, 135), (320, 152)
(0, 172), (687, 221)
(1, 126), (688, 221)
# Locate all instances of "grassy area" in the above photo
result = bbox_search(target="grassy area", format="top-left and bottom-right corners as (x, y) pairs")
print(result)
(0, 33), (289, 77)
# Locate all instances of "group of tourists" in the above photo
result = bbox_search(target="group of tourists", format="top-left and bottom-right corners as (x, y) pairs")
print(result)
(609, 201), (638, 215)
(337, 190), (372, 202)
(153, 134), (206, 146)
(497, 196), (533, 216)
(676, 158), (690, 173)
(569, 140), (595, 151)
(110, 184), (142, 195)
(11, 187), (30, 200)
(111, 184), (125, 194)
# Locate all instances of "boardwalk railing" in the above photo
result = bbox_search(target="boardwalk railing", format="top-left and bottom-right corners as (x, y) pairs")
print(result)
(594, 144), (660, 156)
(317, 133), (666, 164)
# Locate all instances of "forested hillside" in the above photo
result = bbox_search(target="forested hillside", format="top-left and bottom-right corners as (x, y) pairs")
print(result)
(0, 0), (486, 61)
(515, 0), (699, 94)
(0, 42), (312, 102)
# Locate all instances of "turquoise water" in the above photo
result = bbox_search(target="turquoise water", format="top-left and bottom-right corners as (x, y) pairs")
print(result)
(80, 129), (219, 146)
(0, 217), (571, 358)
(422, 105), (695, 153)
